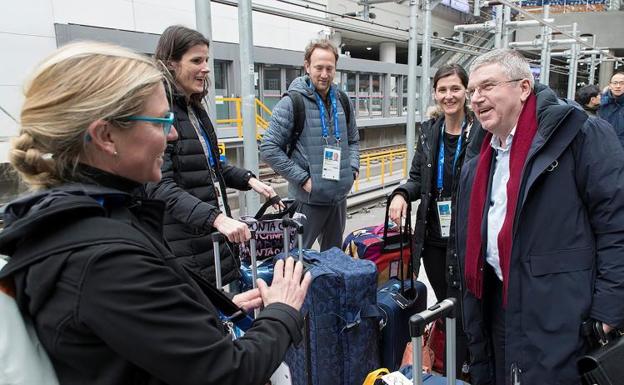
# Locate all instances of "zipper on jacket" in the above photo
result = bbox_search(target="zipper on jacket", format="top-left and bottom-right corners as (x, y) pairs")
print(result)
(511, 362), (522, 385)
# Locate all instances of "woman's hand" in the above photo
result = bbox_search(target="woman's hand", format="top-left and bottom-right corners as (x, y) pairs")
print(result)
(232, 288), (263, 312)
(257, 257), (312, 311)
(388, 194), (408, 227)
(248, 177), (284, 210)
(213, 214), (251, 243)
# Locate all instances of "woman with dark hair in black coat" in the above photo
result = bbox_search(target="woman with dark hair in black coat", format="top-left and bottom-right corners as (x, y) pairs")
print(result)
(148, 25), (281, 285)
(389, 64), (485, 377)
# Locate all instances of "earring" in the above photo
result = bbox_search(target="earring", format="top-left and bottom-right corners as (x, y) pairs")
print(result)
(113, 150), (118, 156)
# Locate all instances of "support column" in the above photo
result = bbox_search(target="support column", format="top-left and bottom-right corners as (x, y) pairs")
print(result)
(539, 4), (551, 86)
(406, 0), (419, 165)
(420, 0), (432, 122)
(195, 0), (218, 121)
(380, 42), (396, 117)
(501, 6), (511, 48)
(494, 5), (503, 49)
(567, 22), (579, 100)
(331, 30), (342, 53)
(239, 0), (260, 215)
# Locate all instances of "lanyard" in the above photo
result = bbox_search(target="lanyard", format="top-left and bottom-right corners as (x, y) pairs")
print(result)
(314, 87), (340, 143)
(436, 120), (466, 192)
(196, 118), (216, 168)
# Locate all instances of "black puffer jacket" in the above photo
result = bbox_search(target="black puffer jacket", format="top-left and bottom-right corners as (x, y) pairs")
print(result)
(392, 113), (485, 288)
(0, 170), (302, 385)
(147, 92), (254, 285)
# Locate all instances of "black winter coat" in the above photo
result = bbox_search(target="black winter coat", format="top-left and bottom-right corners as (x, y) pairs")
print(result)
(147, 92), (253, 285)
(0, 170), (303, 385)
(392, 113), (485, 288)
(456, 84), (624, 384)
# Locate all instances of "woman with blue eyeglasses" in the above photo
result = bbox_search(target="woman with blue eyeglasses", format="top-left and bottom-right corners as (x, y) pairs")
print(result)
(0, 41), (310, 385)
(147, 25), (280, 286)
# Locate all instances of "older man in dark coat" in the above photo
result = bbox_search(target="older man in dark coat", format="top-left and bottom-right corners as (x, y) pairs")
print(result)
(456, 49), (624, 385)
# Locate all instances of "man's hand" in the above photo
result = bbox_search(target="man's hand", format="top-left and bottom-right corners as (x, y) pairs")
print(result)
(302, 178), (312, 193)
(232, 288), (263, 311)
(213, 214), (251, 243)
(603, 323), (615, 334)
(257, 257), (312, 311)
(388, 194), (408, 227)
(248, 177), (284, 210)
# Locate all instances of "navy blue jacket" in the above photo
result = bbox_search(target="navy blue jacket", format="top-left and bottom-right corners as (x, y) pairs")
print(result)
(456, 84), (624, 384)
(598, 90), (624, 149)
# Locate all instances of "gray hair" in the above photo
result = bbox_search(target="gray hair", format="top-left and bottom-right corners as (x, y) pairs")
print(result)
(470, 48), (534, 88)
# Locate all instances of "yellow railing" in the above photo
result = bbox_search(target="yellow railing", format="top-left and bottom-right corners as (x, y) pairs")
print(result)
(215, 97), (273, 139)
(354, 147), (408, 192)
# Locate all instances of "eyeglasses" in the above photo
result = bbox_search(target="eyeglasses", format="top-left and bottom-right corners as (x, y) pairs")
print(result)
(124, 112), (175, 135)
(466, 79), (524, 99)
(611, 81), (624, 87)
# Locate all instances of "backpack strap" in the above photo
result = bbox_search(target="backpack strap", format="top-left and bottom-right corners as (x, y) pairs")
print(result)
(337, 89), (352, 128)
(284, 91), (306, 158)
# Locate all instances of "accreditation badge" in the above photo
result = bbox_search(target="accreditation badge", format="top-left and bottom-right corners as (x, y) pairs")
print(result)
(436, 200), (452, 238)
(321, 146), (341, 181)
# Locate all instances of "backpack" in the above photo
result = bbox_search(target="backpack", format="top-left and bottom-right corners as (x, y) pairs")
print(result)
(0, 258), (60, 385)
(284, 89), (352, 157)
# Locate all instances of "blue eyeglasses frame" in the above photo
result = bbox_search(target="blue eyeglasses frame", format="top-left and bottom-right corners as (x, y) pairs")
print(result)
(124, 111), (175, 135)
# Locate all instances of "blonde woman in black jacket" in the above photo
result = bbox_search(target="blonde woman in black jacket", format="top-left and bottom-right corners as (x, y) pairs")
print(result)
(0, 41), (311, 385)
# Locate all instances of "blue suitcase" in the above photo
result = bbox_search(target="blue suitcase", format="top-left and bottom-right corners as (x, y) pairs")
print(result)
(378, 278), (427, 371)
(277, 247), (381, 385)
(377, 199), (426, 371)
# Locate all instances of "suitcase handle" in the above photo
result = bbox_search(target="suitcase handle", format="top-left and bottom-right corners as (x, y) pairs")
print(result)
(409, 298), (458, 385)
(282, 218), (304, 262)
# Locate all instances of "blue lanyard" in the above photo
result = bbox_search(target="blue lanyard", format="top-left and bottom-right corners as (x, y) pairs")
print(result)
(436, 120), (466, 192)
(196, 118), (216, 167)
(314, 87), (340, 142)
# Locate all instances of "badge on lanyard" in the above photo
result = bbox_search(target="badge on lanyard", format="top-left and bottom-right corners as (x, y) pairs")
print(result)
(436, 200), (452, 238)
(212, 177), (227, 213)
(322, 146), (341, 181)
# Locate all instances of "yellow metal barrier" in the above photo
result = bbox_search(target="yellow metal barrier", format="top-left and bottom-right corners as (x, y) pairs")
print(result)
(354, 147), (408, 193)
(215, 97), (273, 139)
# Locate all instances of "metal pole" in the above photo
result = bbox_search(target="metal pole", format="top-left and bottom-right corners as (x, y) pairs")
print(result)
(567, 22), (579, 100)
(539, 4), (551, 86)
(406, 0), (419, 165)
(501, 6), (511, 48)
(494, 5), (503, 49)
(238, 0), (260, 215)
(420, 0), (432, 123)
(589, 53), (596, 85)
(195, 0), (218, 122)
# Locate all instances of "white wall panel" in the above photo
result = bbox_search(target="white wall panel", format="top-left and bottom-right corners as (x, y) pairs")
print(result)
(52, 0), (135, 30)
(0, 34), (56, 86)
(133, 3), (196, 34)
(1, 0), (55, 36)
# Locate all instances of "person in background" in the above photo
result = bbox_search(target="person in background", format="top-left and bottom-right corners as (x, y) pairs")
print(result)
(147, 25), (281, 285)
(599, 71), (624, 148)
(260, 39), (359, 251)
(0, 41), (311, 385)
(575, 84), (601, 116)
(388, 64), (485, 376)
(457, 49), (624, 384)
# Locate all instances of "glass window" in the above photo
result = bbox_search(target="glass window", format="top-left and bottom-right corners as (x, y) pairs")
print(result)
(402, 75), (409, 116)
(390, 75), (399, 116)
(358, 74), (370, 118)
(214, 60), (230, 122)
(346, 73), (357, 111)
(286, 67), (301, 90)
(371, 75), (382, 117)
(262, 66), (281, 111)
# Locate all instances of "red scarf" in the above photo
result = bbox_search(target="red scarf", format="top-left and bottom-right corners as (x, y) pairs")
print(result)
(464, 92), (538, 306)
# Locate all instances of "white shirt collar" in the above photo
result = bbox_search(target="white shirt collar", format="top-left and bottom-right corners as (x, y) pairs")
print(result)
(490, 126), (517, 152)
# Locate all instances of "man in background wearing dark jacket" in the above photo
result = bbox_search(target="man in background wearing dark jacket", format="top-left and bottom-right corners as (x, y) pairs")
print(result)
(456, 49), (624, 385)
(599, 71), (624, 148)
(575, 84), (601, 116)
(260, 39), (359, 250)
